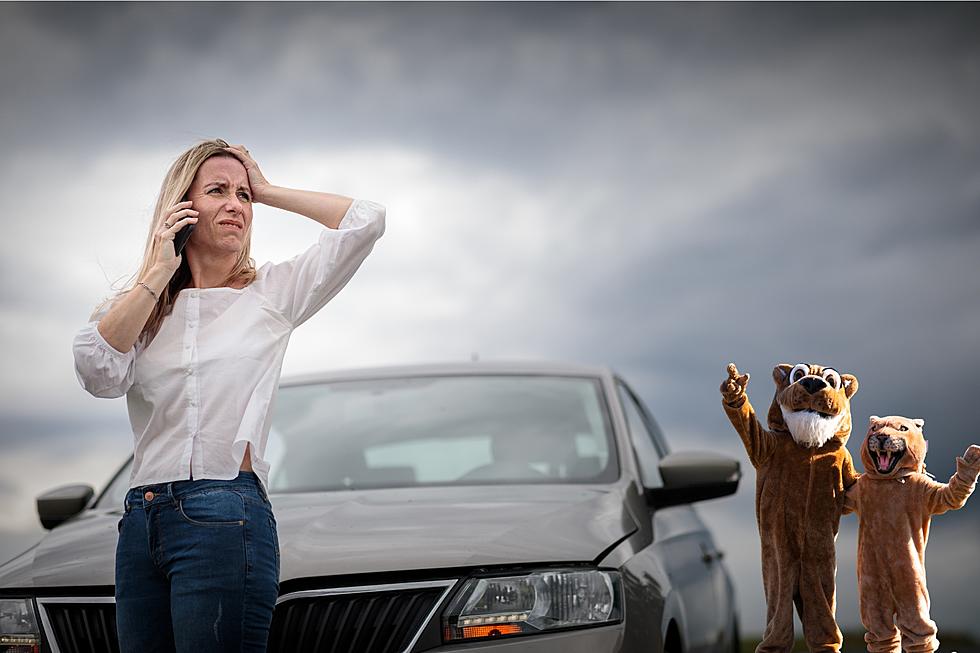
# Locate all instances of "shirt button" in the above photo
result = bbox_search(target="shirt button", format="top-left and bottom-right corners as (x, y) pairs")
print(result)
(186, 368), (193, 376)
(144, 491), (154, 501)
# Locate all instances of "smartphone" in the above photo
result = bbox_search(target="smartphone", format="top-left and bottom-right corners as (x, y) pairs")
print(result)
(173, 195), (196, 256)
(173, 222), (195, 256)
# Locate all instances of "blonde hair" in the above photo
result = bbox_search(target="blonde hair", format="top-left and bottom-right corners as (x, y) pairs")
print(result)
(96, 138), (257, 345)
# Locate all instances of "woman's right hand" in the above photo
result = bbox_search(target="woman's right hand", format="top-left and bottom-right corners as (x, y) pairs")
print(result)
(154, 201), (199, 273)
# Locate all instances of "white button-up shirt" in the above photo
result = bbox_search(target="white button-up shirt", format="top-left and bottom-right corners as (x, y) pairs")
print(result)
(72, 199), (385, 492)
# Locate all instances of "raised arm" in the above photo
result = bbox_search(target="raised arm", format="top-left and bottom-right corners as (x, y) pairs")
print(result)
(223, 145), (354, 229)
(720, 363), (777, 468)
(224, 146), (386, 328)
(923, 445), (980, 515)
(74, 200), (195, 397)
(95, 201), (196, 354)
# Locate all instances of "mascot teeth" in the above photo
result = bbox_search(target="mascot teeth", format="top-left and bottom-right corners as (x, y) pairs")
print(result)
(877, 451), (892, 472)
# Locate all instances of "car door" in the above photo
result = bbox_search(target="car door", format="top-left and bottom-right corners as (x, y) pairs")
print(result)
(616, 380), (724, 653)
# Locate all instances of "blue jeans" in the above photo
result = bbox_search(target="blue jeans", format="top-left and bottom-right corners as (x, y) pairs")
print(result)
(115, 472), (280, 653)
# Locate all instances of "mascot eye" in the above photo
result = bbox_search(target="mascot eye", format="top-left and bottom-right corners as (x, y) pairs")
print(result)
(900, 425), (909, 432)
(790, 364), (810, 384)
(822, 369), (842, 390)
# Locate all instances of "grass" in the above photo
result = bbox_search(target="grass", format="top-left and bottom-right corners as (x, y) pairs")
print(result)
(740, 632), (980, 653)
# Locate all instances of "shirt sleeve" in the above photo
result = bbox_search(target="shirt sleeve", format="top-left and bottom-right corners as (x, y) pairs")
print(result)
(260, 198), (386, 328)
(72, 300), (138, 399)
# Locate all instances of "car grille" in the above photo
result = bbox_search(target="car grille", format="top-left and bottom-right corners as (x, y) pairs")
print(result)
(270, 584), (451, 653)
(39, 599), (118, 653)
(37, 581), (455, 653)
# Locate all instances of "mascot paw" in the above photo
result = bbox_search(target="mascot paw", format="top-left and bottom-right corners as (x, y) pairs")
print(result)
(721, 363), (750, 405)
(963, 444), (980, 466)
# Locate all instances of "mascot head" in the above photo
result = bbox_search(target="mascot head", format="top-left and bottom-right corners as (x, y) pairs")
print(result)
(860, 415), (927, 478)
(767, 363), (859, 448)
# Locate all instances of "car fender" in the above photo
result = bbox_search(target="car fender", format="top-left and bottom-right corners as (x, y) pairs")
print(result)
(660, 586), (689, 653)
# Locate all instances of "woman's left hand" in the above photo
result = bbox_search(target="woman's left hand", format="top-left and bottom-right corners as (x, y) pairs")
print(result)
(224, 144), (272, 204)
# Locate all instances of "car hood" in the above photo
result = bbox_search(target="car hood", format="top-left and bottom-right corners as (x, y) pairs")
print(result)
(0, 484), (637, 590)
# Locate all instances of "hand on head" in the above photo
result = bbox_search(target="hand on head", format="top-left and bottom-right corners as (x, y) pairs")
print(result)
(223, 144), (271, 203)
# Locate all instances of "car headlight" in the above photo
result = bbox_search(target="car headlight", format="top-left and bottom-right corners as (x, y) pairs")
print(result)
(0, 598), (40, 652)
(442, 568), (622, 642)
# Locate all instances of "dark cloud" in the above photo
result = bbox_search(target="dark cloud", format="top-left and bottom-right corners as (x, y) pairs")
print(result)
(2, 4), (978, 168)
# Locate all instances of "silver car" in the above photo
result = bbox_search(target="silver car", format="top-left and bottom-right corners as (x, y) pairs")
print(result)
(1, 362), (741, 653)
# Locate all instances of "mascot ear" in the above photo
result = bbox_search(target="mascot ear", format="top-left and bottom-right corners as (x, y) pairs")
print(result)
(870, 415), (880, 423)
(773, 364), (793, 386)
(912, 418), (925, 430)
(841, 374), (859, 398)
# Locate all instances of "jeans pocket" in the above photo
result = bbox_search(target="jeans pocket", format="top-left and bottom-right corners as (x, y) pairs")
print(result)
(177, 489), (246, 526)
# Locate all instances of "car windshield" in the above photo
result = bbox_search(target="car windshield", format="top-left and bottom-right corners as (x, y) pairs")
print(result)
(97, 374), (617, 506)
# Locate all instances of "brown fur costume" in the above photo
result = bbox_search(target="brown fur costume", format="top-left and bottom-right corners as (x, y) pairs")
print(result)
(721, 363), (860, 653)
(844, 416), (980, 653)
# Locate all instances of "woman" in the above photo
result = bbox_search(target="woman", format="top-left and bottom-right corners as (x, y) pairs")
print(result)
(72, 139), (385, 652)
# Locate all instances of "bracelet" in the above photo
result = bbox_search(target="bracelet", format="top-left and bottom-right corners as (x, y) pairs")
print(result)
(136, 282), (159, 302)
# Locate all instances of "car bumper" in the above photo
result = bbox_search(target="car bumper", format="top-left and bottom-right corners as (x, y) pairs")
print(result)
(435, 623), (625, 652)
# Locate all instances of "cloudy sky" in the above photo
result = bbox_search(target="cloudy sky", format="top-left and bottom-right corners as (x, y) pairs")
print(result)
(2, 2), (979, 639)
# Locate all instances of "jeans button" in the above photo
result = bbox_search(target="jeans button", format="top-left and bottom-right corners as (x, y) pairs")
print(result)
(144, 491), (154, 501)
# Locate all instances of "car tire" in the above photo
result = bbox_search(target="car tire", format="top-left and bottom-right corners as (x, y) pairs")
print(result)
(664, 621), (682, 653)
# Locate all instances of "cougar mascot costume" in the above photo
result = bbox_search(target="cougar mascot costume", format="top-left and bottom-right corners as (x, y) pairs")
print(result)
(845, 415), (980, 653)
(721, 363), (859, 653)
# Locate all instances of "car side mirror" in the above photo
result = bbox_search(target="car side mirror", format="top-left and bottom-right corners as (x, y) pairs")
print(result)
(646, 451), (740, 509)
(36, 484), (95, 530)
